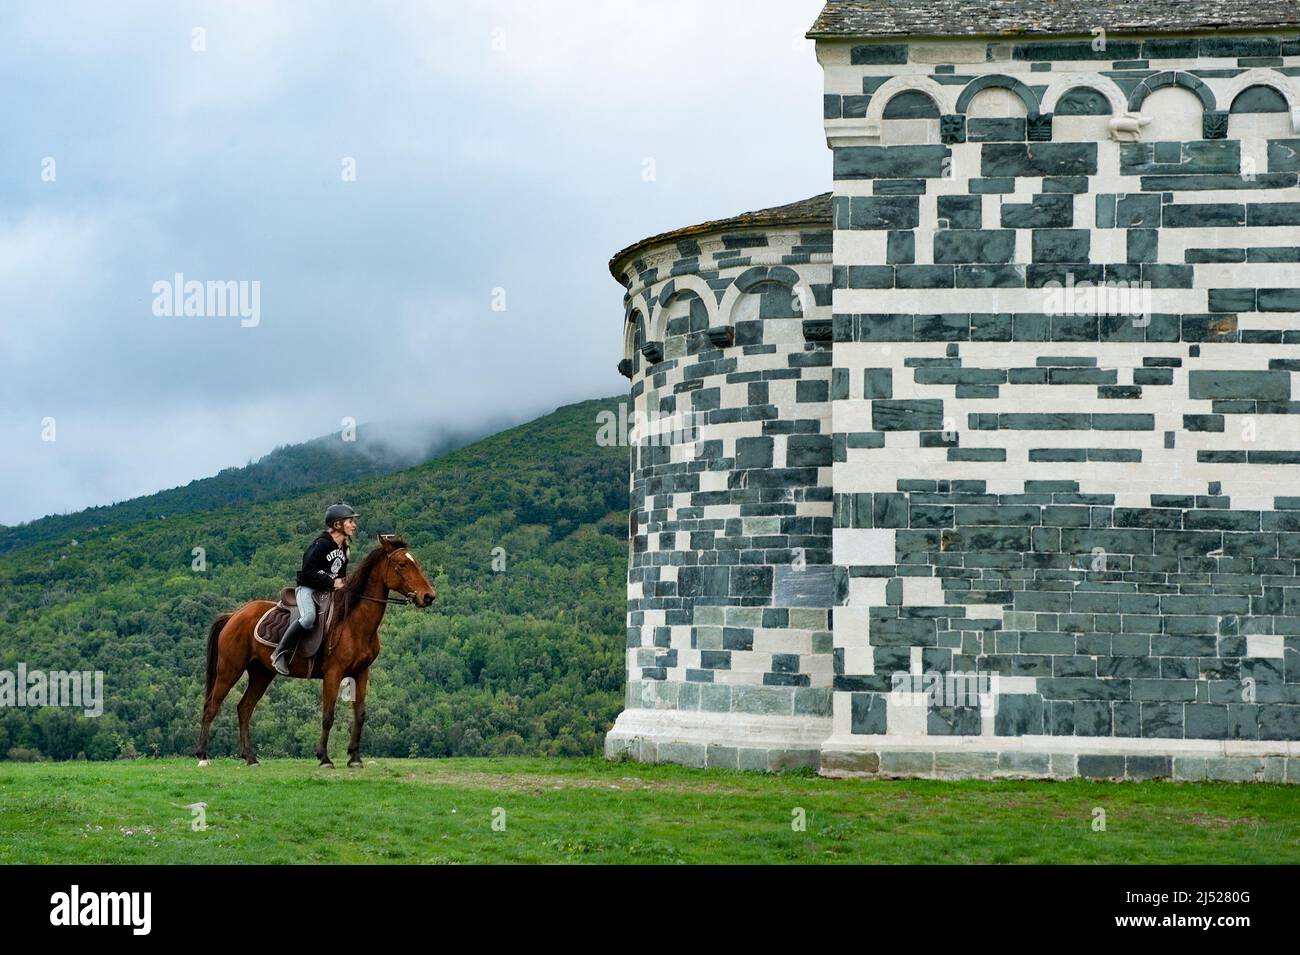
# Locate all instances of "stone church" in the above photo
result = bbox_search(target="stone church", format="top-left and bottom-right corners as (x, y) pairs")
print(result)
(604, 1), (1300, 781)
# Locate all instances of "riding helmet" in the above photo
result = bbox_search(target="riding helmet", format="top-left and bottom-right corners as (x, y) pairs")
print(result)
(325, 502), (359, 526)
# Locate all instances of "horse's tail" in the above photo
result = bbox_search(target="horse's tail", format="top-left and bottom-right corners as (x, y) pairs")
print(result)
(205, 613), (232, 701)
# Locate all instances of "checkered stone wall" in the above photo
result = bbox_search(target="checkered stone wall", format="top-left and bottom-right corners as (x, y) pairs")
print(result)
(604, 226), (839, 770)
(820, 32), (1300, 781)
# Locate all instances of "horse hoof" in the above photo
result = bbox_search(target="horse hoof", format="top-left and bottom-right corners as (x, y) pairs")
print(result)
(197, 759), (209, 768)
(319, 761), (334, 770)
(245, 761), (259, 768)
(347, 760), (363, 769)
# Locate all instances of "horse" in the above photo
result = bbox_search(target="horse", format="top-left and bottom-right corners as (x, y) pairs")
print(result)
(196, 533), (437, 768)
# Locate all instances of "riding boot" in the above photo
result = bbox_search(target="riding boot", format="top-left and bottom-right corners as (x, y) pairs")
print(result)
(273, 620), (305, 675)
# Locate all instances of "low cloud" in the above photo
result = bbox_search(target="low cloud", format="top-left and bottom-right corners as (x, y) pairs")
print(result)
(0, 0), (825, 524)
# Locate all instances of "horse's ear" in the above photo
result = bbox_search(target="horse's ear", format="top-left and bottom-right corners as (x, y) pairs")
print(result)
(378, 533), (395, 549)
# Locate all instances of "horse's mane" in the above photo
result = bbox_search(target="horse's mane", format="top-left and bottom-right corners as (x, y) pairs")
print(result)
(336, 537), (407, 620)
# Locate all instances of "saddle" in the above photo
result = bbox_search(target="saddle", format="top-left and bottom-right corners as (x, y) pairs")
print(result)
(254, 589), (336, 676)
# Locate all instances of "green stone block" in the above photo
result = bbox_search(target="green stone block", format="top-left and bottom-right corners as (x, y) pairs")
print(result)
(705, 744), (739, 769)
(732, 685), (794, 716)
(997, 751), (1051, 774)
(694, 606), (724, 626)
(654, 681), (680, 706)
(1258, 288), (1300, 311)
(1205, 757), (1265, 782)
(850, 43), (909, 65)
(982, 142), (1098, 177)
(769, 749), (820, 772)
(725, 607), (763, 627)
(1004, 194), (1074, 228)
(821, 749), (881, 775)
(880, 751), (936, 775)
(934, 751), (998, 775)
(873, 399), (944, 431)
(1126, 756), (1172, 780)
(1116, 194), (1162, 228)
(737, 748), (772, 772)
(850, 196), (921, 230)
(834, 145), (951, 180)
(863, 367), (893, 398)
(1188, 370), (1290, 400)
(696, 626), (722, 650)
(937, 195), (983, 229)
(850, 692), (888, 734)
(934, 229), (1016, 264)
(1049, 753), (1078, 778)
(1164, 203), (1245, 227)
(794, 687), (833, 717)
(1032, 229), (1091, 263)
(1078, 754), (1126, 778)
(699, 683), (732, 712)
(657, 742), (707, 768)
(790, 609), (828, 630)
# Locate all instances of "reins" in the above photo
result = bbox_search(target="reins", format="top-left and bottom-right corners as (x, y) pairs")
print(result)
(343, 549), (420, 606)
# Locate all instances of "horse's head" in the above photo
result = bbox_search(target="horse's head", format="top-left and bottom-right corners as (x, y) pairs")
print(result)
(376, 533), (437, 607)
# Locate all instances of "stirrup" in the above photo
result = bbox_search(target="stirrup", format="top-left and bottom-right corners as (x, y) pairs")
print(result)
(272, 649), (293, 675)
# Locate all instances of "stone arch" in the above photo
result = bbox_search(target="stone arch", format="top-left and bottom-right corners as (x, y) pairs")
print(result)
(647, 276), (717, 343)
(879, 89), (942, 145)
(864, 75), (955, 128)
(622, 313), (637, 360)
(655, 274), (728, 353)
(955, 74), (1040, 116)
(629, 298), (664, 365)
(882, 90), (941, 119)
(1128, 71), (1217, 112)
(1223, 69), (1300, 114)
(1054, 88), (1112, 115)
(655, 272), (717, 324)
(622, 306), (648, 371)
(717, 266), (815, 329)
(1232, 84), (1289, 113)
(1223, 69), (1300, 135)
(1039, 74), (1126, 116)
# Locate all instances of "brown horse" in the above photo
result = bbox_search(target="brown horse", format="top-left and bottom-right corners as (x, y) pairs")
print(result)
(196, 533), (436, 768)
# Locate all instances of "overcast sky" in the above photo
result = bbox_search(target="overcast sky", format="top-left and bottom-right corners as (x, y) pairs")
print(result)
(0, 0), (827, 526)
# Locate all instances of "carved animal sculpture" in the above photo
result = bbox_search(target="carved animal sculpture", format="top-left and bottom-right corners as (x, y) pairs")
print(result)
(1108, 113), (1152, 142)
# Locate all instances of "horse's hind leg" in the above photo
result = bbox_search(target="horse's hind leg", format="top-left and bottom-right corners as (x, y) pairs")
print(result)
(346, 669), (371, 768)
(237, 665), (274, 766)
(197, 664), (242, 765)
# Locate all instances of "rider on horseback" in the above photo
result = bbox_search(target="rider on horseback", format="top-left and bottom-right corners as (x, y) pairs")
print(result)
(272, 503), (357, 675)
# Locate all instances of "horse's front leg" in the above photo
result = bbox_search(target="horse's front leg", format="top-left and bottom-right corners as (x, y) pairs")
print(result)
(316, 664), (344, 768)
(347, 669), (371, 768)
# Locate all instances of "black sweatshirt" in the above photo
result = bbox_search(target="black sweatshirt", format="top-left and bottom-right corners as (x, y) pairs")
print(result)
(296, 532), (350, 590)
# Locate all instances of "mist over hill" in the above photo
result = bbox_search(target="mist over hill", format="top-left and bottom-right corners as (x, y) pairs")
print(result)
(0, 415), (518, 556)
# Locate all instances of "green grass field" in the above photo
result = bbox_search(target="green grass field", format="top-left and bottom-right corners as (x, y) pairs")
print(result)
(1, 757), (1297, 864)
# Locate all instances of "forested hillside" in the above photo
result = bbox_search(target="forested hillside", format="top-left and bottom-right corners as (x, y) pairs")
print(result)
(0, 397), (630, 761)
(0, 418), (502, 556)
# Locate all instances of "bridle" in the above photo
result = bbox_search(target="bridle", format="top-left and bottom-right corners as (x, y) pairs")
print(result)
(349, 548), (432, 606)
